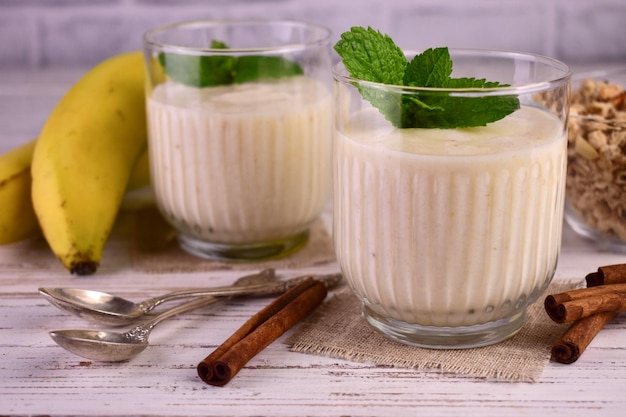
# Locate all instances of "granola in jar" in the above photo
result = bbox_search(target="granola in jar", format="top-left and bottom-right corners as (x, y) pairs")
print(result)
(565, 70), (626, 250)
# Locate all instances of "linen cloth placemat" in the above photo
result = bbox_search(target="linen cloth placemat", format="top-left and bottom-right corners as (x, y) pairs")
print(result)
(287, 280), (579, 382)
(131, 207), (336, 273)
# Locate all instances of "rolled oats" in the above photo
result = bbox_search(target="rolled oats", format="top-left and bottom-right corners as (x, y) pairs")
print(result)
(566, 76), (626, 241)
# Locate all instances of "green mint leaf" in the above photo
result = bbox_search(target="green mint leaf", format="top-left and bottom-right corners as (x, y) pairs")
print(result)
(334, 27), (407, 126)
(334, 26), (406, 85)
(158, 53), (235, 87)
(210, 40), (228, 49)
(403, 47), (452, 87)
(158, 40), (303, 88)
(400, 91), (521, 129)
(334, 28), (521, 129)
(401, 60), (521, 128)
(233, 56), (303, 84)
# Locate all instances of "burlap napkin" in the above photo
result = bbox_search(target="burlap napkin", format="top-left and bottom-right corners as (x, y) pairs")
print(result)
(131, 207), (336, 273)
(287, 280), (579, 382)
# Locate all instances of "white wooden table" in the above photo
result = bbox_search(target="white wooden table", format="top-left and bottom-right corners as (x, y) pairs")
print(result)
(1, 67), (626, 417)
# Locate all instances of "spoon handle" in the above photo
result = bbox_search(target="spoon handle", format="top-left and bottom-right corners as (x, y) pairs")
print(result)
(141, 296), (220, 332)
(137, 273), (334, 313)
(137, 270), (276, 312)
(139, 284), (281, 312)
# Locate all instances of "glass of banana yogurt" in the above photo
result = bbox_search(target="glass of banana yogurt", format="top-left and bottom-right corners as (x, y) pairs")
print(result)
(143, 20), (332, 261)
(333, 44), (571, 348)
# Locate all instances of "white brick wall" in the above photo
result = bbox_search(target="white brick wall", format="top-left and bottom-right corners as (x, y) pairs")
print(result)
(1, 0), (625, 68)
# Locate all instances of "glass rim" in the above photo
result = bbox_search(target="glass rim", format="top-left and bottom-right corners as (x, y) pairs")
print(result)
(143, 19), (332, 54)
(333, 48), (572, 96)
(571, 66), (626, 84)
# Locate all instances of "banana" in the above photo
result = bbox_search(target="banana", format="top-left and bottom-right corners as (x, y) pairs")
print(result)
(120, 147), (156, 212)
(0, 139), (151, 245)
(31, 51), (147, 275)
(125, 144), (151, 191)
(0, 140), (40, 244)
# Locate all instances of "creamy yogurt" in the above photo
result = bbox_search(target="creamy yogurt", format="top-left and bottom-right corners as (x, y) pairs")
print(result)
(147, 76), (331, 245)
(334, 106), (567, 327)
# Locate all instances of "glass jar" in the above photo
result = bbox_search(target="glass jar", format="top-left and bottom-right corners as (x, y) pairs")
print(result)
(564, 68), (626, 252)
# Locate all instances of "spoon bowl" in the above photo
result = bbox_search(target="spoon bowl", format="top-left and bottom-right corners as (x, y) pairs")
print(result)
(50, 329), (148, 362)
(49, 296), (219, 362)
(41, 288), (146, 326)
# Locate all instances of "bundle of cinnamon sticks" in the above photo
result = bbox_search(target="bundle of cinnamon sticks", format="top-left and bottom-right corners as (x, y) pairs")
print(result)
(197, 276), (330, 386)
(545, 263), (626, 364)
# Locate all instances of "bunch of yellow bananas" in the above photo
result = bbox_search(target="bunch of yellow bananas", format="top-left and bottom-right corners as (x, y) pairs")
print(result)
(0, 51), (152, 275)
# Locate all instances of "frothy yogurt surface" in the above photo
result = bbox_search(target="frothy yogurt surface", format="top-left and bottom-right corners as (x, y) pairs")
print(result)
(147, 76), (332, 244)
(334, 106), (567, 327)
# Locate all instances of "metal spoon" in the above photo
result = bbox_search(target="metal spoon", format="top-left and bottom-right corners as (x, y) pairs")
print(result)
(49, 295), (220, 362)
(39, 269), (277, 327)
(39, 270), (343, 327)
(48, 273), (343, 362)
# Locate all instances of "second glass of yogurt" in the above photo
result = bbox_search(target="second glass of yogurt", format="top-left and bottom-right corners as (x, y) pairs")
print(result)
(333, 49), (571, 348)
(143, 20), (332, 261)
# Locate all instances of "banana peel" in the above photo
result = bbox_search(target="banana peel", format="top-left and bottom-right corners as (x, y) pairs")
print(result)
(31, 51), (149, 275)
(0, 139), (151, 245)
(0, 141), (40, 244)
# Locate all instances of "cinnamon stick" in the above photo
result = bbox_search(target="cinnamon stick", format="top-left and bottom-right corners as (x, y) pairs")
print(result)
(551, 311), (616, 363)
(197, 277), (327, 386)
(545, 288), (626, 323)
(585, 263), (626, 287)
(545, 282), (626, 307)
(550, 265), (626, 364)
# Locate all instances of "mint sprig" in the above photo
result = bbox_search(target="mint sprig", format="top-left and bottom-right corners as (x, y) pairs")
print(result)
(334, 27), (520, 129)
(158, 40), (303, 88)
